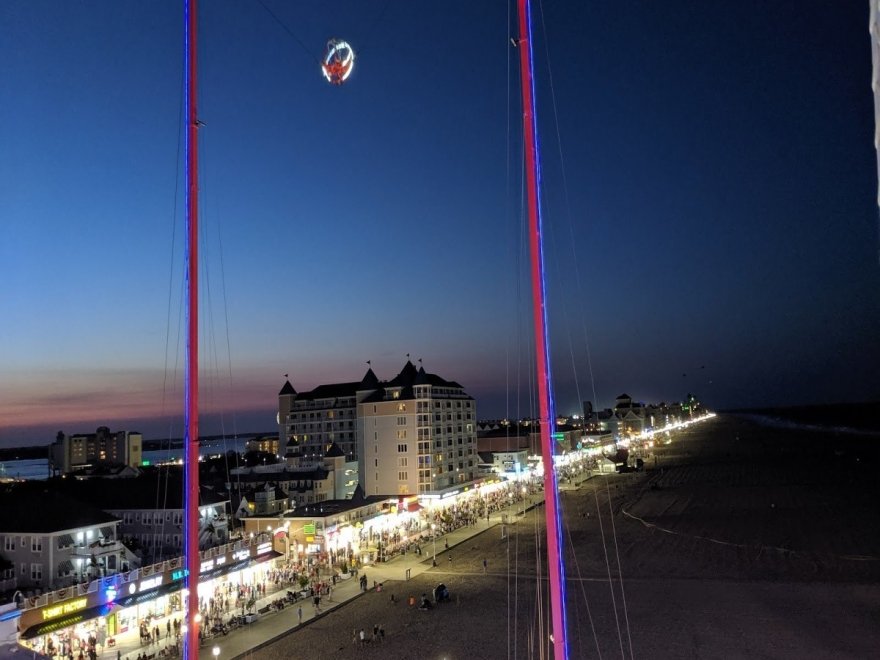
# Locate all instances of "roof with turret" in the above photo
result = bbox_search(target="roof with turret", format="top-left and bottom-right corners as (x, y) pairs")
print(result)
(360, 368), (379, 389)
(359, 361), (469, 403)
(295, 382), (362, 401)
(325, 442), (345, 458)
(280, 362), (468, 406)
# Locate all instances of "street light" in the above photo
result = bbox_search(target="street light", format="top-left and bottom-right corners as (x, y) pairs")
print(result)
(212, 646), (220, 658)
(431, 523), (437, 566)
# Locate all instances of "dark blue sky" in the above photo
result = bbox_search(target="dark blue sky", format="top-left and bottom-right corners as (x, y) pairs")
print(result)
(2, 1), (878, 445)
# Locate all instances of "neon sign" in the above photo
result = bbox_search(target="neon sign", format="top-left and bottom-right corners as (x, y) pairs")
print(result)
(138, 576), (163, 592)
(42, 598), (87, 621)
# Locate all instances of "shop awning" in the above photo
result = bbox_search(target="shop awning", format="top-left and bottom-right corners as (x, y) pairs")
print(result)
(99, 526), (114, 539)
(57, 534), (74, 548)
(57, 560), (74, 573)
(20, 603), (114, 640)
(22, 549), (283, 639)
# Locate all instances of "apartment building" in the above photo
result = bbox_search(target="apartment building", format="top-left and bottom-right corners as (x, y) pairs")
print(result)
(278, 370), (376, 465)
(48, 426), (142, 475)
(279, 361), (478, 497)
(0, 490), (131, 592)
(38, 473), (230, 565)
(358, 361), (477, 496)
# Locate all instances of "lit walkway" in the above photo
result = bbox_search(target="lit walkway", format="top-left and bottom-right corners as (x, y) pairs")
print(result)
(100, 470), (598, 660)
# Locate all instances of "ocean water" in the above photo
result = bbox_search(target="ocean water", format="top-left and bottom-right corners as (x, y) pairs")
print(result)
(730, 402), (880, 434)
(734, 412), (880, 438)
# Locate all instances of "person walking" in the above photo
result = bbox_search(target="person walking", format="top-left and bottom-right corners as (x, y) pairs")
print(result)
(482, 558), (488, 573)
(297, 606), (302, 625)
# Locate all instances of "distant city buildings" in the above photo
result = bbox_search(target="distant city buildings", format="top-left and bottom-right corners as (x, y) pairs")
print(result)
(476, 419), (612, 459)
(582, 393), (702, 437)
(245, 435), (280, 456)
(48, 426), (142, 476)
(478, 392), (702, 459)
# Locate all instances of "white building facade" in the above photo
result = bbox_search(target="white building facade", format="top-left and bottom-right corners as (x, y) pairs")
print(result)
(357, 361), (477, 496)
(279, 361), (478, 497)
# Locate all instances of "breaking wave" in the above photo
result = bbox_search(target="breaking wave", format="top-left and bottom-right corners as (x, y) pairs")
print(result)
(735, 413), (880, 437)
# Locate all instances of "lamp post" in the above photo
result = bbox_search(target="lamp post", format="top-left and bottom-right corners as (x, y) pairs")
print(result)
(212, 645), (220, 659)
(521, 486), (528, 515)
(431, 523), (437, 567)
(484, 488), (490, 527)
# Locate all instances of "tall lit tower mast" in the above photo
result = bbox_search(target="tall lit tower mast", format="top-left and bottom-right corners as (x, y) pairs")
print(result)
(870, 0), (880, 263)
(183, 1), (200, 659)
(516, 0), (568, 657)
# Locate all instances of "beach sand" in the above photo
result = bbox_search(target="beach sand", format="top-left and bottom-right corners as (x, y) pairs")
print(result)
(252, 414), (880, 659)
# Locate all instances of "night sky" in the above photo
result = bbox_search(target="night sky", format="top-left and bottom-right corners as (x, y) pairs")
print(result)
(2, 1), (879, 446)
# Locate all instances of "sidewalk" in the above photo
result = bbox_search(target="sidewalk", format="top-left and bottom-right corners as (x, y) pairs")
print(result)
(217, 525), (500, 657)
(219, 490), (561, 660)
(102, 472), (598, 660)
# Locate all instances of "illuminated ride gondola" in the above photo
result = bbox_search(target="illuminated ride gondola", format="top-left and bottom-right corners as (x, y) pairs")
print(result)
(321, 39), (355, 85)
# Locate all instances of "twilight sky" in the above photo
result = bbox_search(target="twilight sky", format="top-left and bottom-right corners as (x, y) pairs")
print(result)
(2, 1), (879, 446)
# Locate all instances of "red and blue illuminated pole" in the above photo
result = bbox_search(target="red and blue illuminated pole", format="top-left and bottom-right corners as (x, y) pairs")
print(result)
(184, 0), (200, 658)
(517, 0), (568, 657)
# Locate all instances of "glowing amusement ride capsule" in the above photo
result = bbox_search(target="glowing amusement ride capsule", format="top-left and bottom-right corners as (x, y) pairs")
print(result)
(322, 39), (355, 85)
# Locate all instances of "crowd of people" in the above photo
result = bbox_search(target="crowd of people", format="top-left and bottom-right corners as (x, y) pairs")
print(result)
(44, 628), (105, 660)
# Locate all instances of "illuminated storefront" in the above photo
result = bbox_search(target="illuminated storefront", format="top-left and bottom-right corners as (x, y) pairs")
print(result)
(19, 537), (278, 656)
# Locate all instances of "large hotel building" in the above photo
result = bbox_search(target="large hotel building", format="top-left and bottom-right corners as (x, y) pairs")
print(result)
(278, 360), (478, 496)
